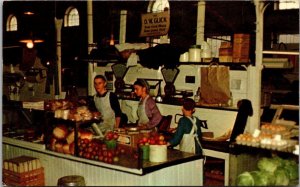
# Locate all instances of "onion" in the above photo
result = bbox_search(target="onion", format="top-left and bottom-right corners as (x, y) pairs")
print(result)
(53, 125), (68, 140)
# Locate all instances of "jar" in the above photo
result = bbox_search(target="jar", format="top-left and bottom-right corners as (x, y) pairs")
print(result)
(189, 45), (201, 62)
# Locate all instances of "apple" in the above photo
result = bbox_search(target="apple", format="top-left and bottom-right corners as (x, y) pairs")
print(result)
(158, 135), (165, 141)
(138, 139), (145, 146)
(158, 140), (167, 145)
(108, 157), (113, 164)
(103, 150), (108, 157)
(113, 133), (119, 140)
(149, 139), (156, 145)
(87, 147), (93, 153)
(101, 144), (107, 150)
(120, 148), (125, 154)
(142, 137), (149, 143)
(104, 157), (108, 163)
(113, 156), (119, 163)
(92, 151), (97, 156)
(107, 150), (113, 158)
(83, 138), (90, 144)
(98, 155), (104, 161)
(154, 135), (160, 142)
(105, 131), (114, 140)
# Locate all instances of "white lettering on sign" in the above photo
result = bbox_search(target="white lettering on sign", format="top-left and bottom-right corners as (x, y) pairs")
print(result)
(140, 11), (170, 37)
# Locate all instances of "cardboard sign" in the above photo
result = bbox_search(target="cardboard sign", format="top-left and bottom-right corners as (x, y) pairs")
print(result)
(140, 11), (170, 37)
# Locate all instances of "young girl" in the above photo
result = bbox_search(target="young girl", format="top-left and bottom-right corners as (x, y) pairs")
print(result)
(133, 79), (162, 130)
(167, 98), (203, 155)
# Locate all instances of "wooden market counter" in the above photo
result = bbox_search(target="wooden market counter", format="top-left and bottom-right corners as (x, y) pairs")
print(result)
(2, 137), (203, 186)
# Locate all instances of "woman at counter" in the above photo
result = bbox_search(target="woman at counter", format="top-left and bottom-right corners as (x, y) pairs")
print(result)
(92, 75), (126, 133)
(167, 98), (203, 155)
(133, 79), (162, 130)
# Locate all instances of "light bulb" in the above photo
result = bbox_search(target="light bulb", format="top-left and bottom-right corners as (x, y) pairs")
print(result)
(26, 41), (34, 48)
(109, 34), (115, 46)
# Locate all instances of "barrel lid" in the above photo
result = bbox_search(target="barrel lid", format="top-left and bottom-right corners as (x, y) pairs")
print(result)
(57, 175), (85, 186)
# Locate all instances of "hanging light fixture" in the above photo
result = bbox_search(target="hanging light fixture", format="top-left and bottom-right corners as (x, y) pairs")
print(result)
(19, 31), (44, 48)
(19, 9), (44, 48)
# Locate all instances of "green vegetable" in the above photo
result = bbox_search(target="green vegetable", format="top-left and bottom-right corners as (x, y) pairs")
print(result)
(257, 157), (279, 173)
(237, 171), (254, 186)
(283, 162), (299, 180)
(272, 156), (285, 168)
(250, 170), (273, 186)
(274, 168), (290, 186)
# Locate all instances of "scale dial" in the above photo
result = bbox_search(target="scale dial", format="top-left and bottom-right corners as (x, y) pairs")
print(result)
(114, 78), (125, 92)
(164, 83), (175, 97)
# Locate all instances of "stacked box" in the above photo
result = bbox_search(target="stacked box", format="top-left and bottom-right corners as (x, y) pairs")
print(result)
(3, 156), (44, 186)
(232, 34), (250, 63)
(219, 42), (233, 62)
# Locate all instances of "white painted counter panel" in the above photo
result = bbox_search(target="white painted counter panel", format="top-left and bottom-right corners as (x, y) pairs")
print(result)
(3, 142), (203, 186)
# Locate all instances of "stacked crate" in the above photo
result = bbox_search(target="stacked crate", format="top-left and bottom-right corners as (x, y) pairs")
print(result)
(232, 34), (250, 63)
(3, 156), (44, 186)
(219, 42), (233, 62)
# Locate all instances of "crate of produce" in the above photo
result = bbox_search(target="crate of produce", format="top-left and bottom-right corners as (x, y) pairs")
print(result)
(3, 156), (44, 186)
(3, 167), (45, 186)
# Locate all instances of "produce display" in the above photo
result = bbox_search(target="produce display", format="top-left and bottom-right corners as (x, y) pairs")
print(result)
(46, 99), (101, 121)
(235, 123), (298, 152)
(137, 133), (167, 146)
(78, 138), (126, 164)
(49, 125), (93, 155)
(138, 133), (168, 162)
(237, 156), (299, 186)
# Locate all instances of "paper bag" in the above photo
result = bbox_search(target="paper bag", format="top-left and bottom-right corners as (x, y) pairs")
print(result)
(200, 64), (230, 105)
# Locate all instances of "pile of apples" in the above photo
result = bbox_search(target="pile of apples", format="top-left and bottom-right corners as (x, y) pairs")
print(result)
(104, 131), (119, 141)
(138, 133), (167, 146)
(78, 138), (126, 164)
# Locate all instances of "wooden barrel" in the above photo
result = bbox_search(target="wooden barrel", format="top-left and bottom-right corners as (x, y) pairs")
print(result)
(57, 175), (85, 186)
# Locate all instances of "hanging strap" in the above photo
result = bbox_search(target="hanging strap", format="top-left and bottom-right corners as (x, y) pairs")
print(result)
(186, 116), (206, 164)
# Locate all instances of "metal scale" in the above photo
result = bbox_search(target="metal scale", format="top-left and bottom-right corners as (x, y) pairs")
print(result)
(161, 67), (193, 101)
(111, 63), (132, 97)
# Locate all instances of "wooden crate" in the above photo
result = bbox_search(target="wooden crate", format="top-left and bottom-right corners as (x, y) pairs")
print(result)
(233, 34), (250, 44)
(3, 167), (45, 186)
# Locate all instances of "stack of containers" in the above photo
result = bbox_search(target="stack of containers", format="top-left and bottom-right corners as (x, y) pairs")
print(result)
(3, 155), (45, 186)
(219, 42), (233, 62)
(232, 33), (250, 63)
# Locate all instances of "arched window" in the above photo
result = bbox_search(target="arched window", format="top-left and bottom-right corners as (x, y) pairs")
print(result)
(64, 7), (80, 27)
(147, 0), (170, 45)
(151, 0), (170, 13)
(6, 14), (18, 31)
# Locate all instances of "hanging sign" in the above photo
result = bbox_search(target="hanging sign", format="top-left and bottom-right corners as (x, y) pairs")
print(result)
(139, 11), (170, 37)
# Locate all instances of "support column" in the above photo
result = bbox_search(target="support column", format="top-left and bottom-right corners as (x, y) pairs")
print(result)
(246, 1), (269, 133)
(119, 10), (127, 44)
(55, 18), (63, 98)
(87, 0), (94, 96)
(196, 0), (205, 45)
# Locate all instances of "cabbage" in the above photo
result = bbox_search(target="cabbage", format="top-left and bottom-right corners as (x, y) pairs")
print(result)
(257, 157), (279, 173)
(237, 171), (254, 186)
(274, 168), (290, 185)
(272, 156), (285, 167)
(283, 162), (299, 180)
(250, 170), (274, 186)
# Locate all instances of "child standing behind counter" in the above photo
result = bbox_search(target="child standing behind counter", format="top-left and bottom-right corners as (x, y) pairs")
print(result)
(167, 98), (203, 155)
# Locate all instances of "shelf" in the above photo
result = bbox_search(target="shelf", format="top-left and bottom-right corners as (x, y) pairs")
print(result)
(179, 62), (250, 66)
